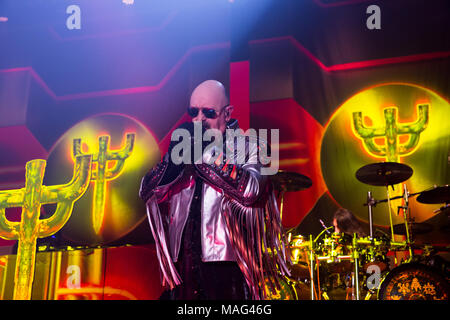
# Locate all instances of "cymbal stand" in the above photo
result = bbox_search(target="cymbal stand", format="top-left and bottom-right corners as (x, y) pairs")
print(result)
(352, 234), (360, 300)
(309, 234), (315, 300)
(397, 184), (413, 260)
(386, 185), (396, 242)
(366, 191), (376, 240)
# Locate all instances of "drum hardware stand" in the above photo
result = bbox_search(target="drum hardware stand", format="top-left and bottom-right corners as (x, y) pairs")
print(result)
(352, 234), (360, 300)
(365, 188), (421, 265)
(350, 273), (356, 300)
(330, 235), (337, 263)
(365, 191), (396, 241)
(366, 191), (376, 240)
(396, 184), (414, 261)
(363, 185), (397, 244)
(308, 234), (315, 300)
(384, 185), (397, 242)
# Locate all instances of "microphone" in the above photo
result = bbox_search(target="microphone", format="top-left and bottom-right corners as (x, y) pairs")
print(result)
(169, 122), (207, 164)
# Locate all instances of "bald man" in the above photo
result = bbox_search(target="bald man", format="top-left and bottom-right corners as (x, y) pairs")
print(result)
(140, 80), (289, 300)
(189, 80), (233, 132)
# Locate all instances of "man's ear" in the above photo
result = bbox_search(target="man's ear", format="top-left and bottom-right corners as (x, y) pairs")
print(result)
(225, 105), (234, 120)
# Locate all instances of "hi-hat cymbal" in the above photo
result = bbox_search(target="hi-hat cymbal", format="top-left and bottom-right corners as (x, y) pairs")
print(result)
(270, 171), (312, 192)
(356, 162), (413, 186)
(417, 185), (450, 204)
(391, 222), (433, 235)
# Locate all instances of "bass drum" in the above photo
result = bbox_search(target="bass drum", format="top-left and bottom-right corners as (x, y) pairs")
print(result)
(263, 276), (311, 300)
(378, 263), (449, 300)
(264, 276), (298, 300)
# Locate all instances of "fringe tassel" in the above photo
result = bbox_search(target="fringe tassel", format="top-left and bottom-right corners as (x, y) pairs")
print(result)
(221, 191), (291, 300)
(146, 195), (182, 289)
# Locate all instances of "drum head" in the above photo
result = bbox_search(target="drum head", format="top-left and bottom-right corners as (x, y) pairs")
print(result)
(378, 263), (449, 300)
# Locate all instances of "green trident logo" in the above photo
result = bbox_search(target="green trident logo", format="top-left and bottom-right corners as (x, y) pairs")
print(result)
(352, 104), (429, 162)
(0, 155), (92, 300)
(73, 133), (135, 234)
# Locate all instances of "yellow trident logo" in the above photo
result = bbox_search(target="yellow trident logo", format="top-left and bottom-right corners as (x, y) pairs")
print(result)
(352, 104), (429, 163)
(73, 133), (135, 234)
(0, 155), (92, 300)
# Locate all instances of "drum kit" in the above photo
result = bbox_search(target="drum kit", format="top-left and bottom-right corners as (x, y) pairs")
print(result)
(268, 163), (450, 301)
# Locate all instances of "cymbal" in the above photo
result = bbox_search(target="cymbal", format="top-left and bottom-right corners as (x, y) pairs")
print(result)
(270, 170), (312, 192)
(417, 185), (450, 204)
(356, 162), (413, 186)
(391, 222), (433, 235)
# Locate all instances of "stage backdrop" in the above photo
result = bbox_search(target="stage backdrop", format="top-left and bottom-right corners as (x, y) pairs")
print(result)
(0, 0), (449, 254)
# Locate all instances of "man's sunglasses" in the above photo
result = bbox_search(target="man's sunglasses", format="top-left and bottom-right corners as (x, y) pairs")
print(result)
(187, 105), (229, 119)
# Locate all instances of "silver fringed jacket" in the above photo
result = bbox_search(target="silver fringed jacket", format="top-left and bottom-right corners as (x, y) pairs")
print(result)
(139, 125), (289, 299)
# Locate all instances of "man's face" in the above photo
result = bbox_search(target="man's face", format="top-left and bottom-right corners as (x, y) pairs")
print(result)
(189, 81), (232, 133)
(333, 218), (340, 233)
(189, 103), (229, 132)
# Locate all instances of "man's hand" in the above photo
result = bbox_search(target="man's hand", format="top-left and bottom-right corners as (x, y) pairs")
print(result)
(169, 121), (209, 165)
